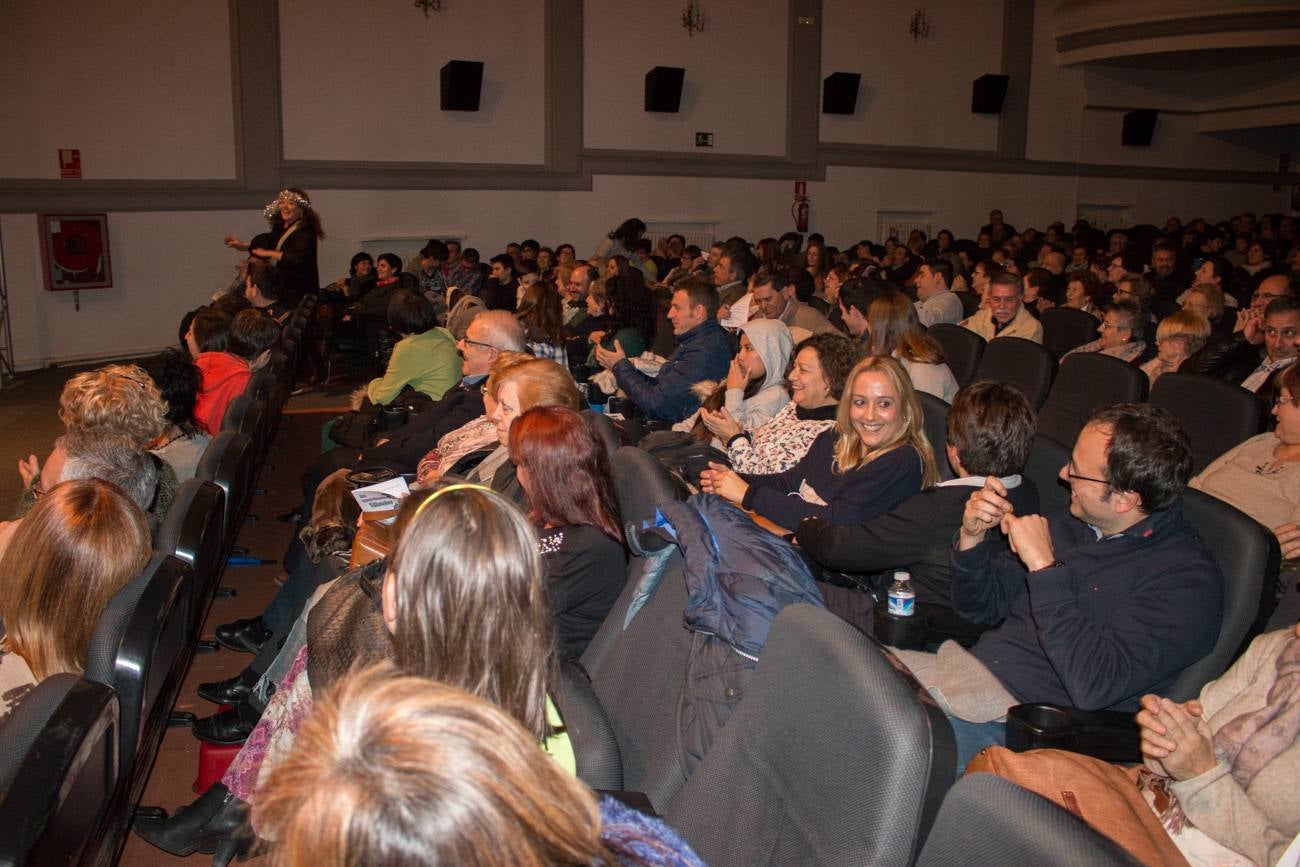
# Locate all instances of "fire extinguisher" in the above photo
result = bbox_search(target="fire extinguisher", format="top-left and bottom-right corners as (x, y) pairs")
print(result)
(792, 181), (809, 233)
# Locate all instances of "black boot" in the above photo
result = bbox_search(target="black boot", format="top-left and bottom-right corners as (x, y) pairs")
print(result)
(193, 698), (261, 745)
(133, 783), (256, 865)
(214, 616), (272, 654)
(197, 667), (259, 705)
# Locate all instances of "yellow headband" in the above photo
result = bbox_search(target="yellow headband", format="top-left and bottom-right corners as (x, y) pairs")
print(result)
(411, 483), (492, 521)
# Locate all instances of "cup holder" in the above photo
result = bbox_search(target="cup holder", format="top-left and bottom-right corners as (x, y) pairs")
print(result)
(1017, 704), (1071, 732)
(1006, 703), (1078, 752)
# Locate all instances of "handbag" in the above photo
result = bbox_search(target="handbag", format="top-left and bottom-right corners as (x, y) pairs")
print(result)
(348, 510), (397, 569)
(965, 746), (1191, 867)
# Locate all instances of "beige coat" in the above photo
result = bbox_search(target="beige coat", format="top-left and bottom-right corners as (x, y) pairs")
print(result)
(962, 305), (1044, 343)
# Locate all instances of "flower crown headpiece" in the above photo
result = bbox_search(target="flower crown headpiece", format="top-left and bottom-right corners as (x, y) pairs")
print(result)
(263, 189), (312, 222)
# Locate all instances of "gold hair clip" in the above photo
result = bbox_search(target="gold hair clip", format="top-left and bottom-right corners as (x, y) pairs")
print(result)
(411, 482), (491, 520)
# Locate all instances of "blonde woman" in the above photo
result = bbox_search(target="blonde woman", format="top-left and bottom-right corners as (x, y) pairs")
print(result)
(1141, 310), (1212, 387)
(257, 670), (704, 867)
(0, 480), (150, 724)
(702, 356), (937, 529)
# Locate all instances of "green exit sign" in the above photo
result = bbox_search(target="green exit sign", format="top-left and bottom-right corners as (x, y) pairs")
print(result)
(695, 132), (714, 148)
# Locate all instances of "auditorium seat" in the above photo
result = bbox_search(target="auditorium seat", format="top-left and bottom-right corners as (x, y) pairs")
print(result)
(973, 337), (1056, 409)
(665, 604), (956, 867)
(0, 676), (120, 867)
(1036, 353), (1148, 448)
(1024, 433), (1071, 517)
(1149, 372), (1266, 473)
(553, 661), (623, 791)
(918, 392), (954, 481)
(1040, 306), (1102, 358)
(915, 774), (1142, 867)
(155, 478), (226, 635)
(928, 324), (984, 389)
(196, 430), (255, 548)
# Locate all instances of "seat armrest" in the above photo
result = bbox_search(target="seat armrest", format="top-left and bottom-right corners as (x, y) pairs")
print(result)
(1006, 703), (1141, 764)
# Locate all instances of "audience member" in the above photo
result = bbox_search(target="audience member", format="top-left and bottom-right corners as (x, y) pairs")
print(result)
(896, 404), (1222, 766)
(516, 282), (567, 364)
(363, 291), (460, 405)
(186, 307), (252, 435)
(715, 332), (858, 475)
(748, 270), (837, 339)
(584, 273), (656, 367)
(141, 349), (211, 481)
(509, 406), (626, 659)
(1061, 299), (1147, 363)
(257, 670), (705, 867)
(1140, 309), (1211, 388)
(477, 358), (583, 500)
(243, 260), (289, 323)
(1063, 270), (1103, 318)
(700, 356), (937, 529)
(597, 279), (731, 423)
(913, 259), (963, 327)
(866, 292), (959, 401)
(230, 308), (282, 372)
(0, 479), (150, 723)
(694, 319), (794, 445)
(962, 271), (1044, 343)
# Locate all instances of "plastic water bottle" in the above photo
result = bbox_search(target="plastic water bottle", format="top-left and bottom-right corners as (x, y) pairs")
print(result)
(887, 571), (915, 618)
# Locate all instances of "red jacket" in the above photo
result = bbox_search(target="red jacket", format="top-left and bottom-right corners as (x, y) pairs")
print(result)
(194, 352), (251, 436)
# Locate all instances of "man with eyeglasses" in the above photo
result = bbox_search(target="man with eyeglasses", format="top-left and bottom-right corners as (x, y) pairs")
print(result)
(960, 271), (1044, 343)
(1184, 276), (1298, 401)
(893, 404), (1221, 766)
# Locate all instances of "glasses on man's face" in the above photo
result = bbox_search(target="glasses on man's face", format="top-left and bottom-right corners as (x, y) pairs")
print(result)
(1255, 291), (1286, 303)
(1065, 462), (1108, 486)
(460, 337), (494, 352)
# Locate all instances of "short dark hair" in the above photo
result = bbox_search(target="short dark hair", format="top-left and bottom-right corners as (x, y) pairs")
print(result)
(190, 308), (232, 354)
(349, 252), (374, 275)
(247, 259), (283, 301)
(212, 292), (251, 318)
(793, 332), (862, 400)
(140, 349), (201, 429)
(1088, 403), (1192, 513)
(462, 248), (481, 265)
(1264, 296), (1300, 318)
(723, 249), (757, 284)
(925, 258), (954, 289)
(784, 266), (816, 302)
(230, 309), (281, 359)
(378, 253), (403, 273)
(839, 278), (891, 319)
(490, 254), (515, 276)
(947, 381), (1036, 477)
(420, 239), (449, 262)
(520, 239), (540, 254)
(674, 277), (720, 320)
(1024, 268), (1065, 305)
(989, 271), (1022, 294)
(515, 258), (540, 277)
(387, 290), (437, 335)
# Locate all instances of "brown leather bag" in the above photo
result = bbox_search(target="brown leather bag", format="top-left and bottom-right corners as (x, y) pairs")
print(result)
(348, 510), (398, 569)
(964, 746), (1191, 867)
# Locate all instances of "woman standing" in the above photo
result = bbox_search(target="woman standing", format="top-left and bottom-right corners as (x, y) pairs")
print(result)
(225, 188), (324, 305)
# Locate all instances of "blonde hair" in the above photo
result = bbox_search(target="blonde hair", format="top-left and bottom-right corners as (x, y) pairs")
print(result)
(1184, 282), (1225, 321)
(257, 668), (616, 867)
(497, 359), (581, 412)
(483, 351), (533, 401)
(833, 356), (939, 484)
(0, 479), (150, 679)
(1157, 309), (1212, 355)
(58, 363), (167, 447)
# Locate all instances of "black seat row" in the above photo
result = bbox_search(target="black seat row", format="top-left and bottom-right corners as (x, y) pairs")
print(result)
(0, 293), (317, 866)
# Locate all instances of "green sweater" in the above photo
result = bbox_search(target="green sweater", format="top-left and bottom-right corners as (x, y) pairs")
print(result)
(366, 327), (461, 405)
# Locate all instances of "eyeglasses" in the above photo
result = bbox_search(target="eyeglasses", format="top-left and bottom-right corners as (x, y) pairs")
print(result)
(1253, 291), (1286, 302)
(1065, 463), (1109, 486)
(460, 338), (495, 351)
(1274, 393), (1295, 407)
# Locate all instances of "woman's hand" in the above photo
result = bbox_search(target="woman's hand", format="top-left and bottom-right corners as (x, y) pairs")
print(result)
(17, 454), (39, 488)
(699, 461), (748, 505)
(587, 330), (607, 346)
(1274, 522), (1300, 560)
(701, 407), (743, 443)
(224, 235), (247, 251)
(725, 357), (749, 391)
(1137, 695), (1217, 781)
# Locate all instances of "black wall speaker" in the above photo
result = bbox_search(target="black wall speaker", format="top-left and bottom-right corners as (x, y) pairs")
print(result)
(1122, 109), (1159, 146)
(822, 72), (861, 115)
(440, 60), (484, 112)
(644, 66), (685, 113)
(971, 74), (1010, 114)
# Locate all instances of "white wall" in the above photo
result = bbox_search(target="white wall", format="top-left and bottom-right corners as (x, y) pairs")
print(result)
(279, 0), (546, 164)
(820, 0), (1003, 151)
(6, 171), (1285, 370)
(0, 0), (235, 179)
(582, 0), (788, 156)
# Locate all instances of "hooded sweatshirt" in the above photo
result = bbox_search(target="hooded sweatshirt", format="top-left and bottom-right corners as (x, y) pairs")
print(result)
(194, 351), (251, 436)
(725, 319), (793, 432)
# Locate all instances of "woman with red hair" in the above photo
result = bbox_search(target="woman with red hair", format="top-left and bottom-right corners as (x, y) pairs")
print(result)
(508, 406), (625, 660)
